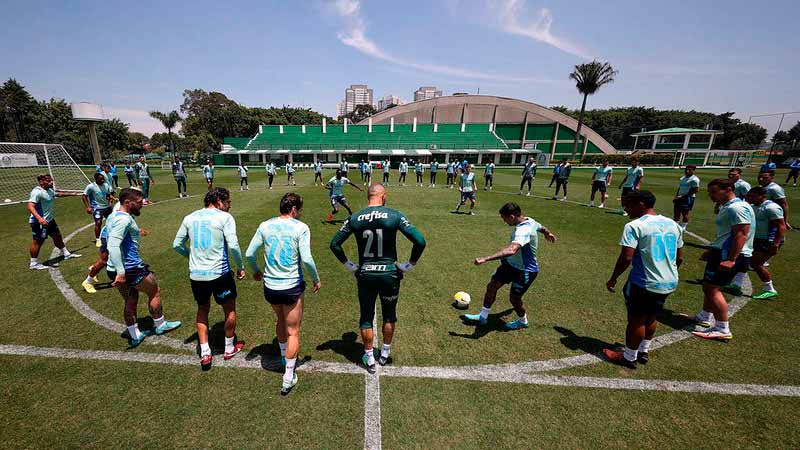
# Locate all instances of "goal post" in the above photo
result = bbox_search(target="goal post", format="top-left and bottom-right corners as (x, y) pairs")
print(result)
(0, 143), (91, 205)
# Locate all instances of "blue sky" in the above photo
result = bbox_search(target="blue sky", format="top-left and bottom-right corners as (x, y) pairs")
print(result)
(2, 0), (798, 136)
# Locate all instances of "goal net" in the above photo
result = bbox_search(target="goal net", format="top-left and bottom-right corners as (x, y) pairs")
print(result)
(0, 143), (91, 205)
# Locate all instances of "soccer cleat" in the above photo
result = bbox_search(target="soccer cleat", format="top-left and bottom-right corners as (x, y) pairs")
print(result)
(560, 197), (567, 201)
(81, 280), (97, 294)
(280, 372), (298, 396)
(326, 213), (333, 222)
(30, 263), (49, 270)
(469, 211), (475, 216)
(526, 192), (531, 197)
(637, 352), (649, 364)
(224, 342), (245, 360)
(599, 204), (605, 209)
(691, 329), (733, 341)
(753, 290), (778, 300)
(63, 252), (82, 259)
(602, 348), (637, 369)
(378, 354), (390, 366)
(464, 313), (488, 326)
(362, 354), (377, 374)
(154, 320), (182, 335)
(721, 284), (743, 296)
(128, 329), (152, 349)
(589, 201), (595, 207)
(677, 313), (713, 329)
(200, 354), (212, 371)
(505, 319), (529, 330)
(95, 239), (102, 248)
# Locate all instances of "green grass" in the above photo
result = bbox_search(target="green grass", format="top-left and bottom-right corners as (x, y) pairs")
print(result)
(1, 165), (798, 448)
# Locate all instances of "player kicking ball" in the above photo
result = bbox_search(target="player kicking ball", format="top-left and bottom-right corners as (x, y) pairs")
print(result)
(467, 202), (557, 329)
(173, 188), (246, 370)
(324, 169), (363, 222)
(106, 188), (181, 348)
(330, 184), (426, 373)
(603, 190), (684, 368)
(247, 193), (322, 395)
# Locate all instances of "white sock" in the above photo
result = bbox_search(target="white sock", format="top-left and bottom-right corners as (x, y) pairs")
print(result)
(638, 339), (652, 353)
(153, 315), (165, 329)
(381, 344), (391, 359)
(61, 248), (71, 257)
(279, 342), (287, 358)
(714, 321), (730, 334)
(623, 347), (638, 362)
(681, 223), (688, 230)
(30, 258), (39, 266)
(763, 280), (775, 292)
(127, 324), (140, 340)
(697, 310), (713, 322)
(732, 272), (747, 287)
(479, 306), (491, 320)
(224, 336), (235, 353)
(200, 342), (211, 356)
(518, 313), (528, 325)
(84, 276), (94, 284)
(364, 349), (375, 365)
(284, 358), (296, 383)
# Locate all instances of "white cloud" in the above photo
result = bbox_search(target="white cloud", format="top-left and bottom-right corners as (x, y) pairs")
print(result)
(330, 0), (553, 84)
(492, 0), (591, 60)
(104, 107), (181, 137)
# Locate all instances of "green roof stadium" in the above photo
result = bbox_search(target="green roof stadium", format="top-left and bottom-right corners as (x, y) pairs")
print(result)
(221, 95), (615, 165)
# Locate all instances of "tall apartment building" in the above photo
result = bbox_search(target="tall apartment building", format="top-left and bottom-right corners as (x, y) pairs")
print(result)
(413, 86), (443, 102)
(339, 84), (373, 117)
(376, 95), (405, 111)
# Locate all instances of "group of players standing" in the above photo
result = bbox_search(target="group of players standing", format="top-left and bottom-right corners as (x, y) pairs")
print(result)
(24, 155), (793, 389)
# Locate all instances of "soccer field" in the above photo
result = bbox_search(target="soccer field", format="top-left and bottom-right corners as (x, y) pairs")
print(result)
(1, 166), (799, 449)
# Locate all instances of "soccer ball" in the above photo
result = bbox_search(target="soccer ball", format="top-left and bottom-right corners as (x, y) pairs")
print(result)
(3, 198), (11, 203)
(453, 291), (471, 309)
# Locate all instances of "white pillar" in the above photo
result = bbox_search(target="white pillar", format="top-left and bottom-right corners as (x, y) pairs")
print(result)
(390, 117), (394, 133)
(279, 125), (284, 134)
(477, 153), (483, 165)
(433, 123), (438, 133)
(682, 133), (690, 150)
(461, 122), (466, 132)
(550, 122), (559, 159)
(302, 125), (306, 134)
(652, 134), (658, 150)
(368, 117), (372, 133)
(708, 133), (715, 150)
(703, 151), (710, 167)
(413, 117), (417, 133)
(494, 153), (500, 164)
(633, 135), (639, 151)
(261, 153), (266, 164)
(289, 154), (293, 164)
(238, 154), (242, 166)
(343, 118), (348, 133)
(445, 153), (450, 164)
(313, 153), (318, 164)
(322, 118), (327, 134)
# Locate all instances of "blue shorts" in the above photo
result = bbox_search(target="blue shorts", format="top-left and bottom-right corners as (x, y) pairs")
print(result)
(263, 282), (306, 305)
(674, 196), (695, 211)
(93, 206), (113, 222)
(30, 220), (60, 241)
(461, 191), (476, 202)
(330, 195), (348, 207)
(703, 250), (749, 286)
(107, 265), (153, 287)
(491, 261), (538, 296)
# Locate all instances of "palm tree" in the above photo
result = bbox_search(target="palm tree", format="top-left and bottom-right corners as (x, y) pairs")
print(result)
(149, 110), (181, 153)
(568, 61), (618, 160)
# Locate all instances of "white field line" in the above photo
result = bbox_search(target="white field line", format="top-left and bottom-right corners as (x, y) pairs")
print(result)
(364, 305), (382, 450)
(2, 344), (798, 398)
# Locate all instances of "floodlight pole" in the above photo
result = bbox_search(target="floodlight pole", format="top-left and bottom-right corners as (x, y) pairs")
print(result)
(87, 121), (102, 164)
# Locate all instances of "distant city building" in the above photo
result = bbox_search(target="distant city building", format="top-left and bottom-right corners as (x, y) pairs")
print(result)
(414, 86), (443, 102)
(377, 95), (405, 111)
(337, 84), (373, 117)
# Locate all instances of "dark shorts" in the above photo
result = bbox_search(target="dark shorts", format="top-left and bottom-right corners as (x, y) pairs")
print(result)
(591, 180), (607, 194)
(621, 186), (635, 198)
(461, 191), (476, 202)
(191, 271), (237, 306)
(93, 206), (113, 222)
(703, 249), (750, 286)
(107, 264), (153, 287)
(674, 196), (695, 211)
(623, 281), (670, 315)
(753, 238), (783, 254)
(486, 174), (494, 181)
(99, 237), (108, 255)
(205, 177), (213, 183)
(356, 270), (402, 329)
(492, 261), (538, 296)
(30, 220), (60, 241)
(330, 195), (348, 207)
(263, 282), (305, 305)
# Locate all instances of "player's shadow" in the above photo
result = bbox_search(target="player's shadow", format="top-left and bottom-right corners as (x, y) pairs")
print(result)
(449, 211), (470, 215)
(316, 331), (362, 364)
(245, 338), (311, 373)
(657, 308), (699, 331)
(554, 326), (615, 354)
(42, 243), (92, 266)
(449, 308), (515, 339)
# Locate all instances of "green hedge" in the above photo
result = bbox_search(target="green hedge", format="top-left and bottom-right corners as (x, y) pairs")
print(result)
(581, 154), (675, 165)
